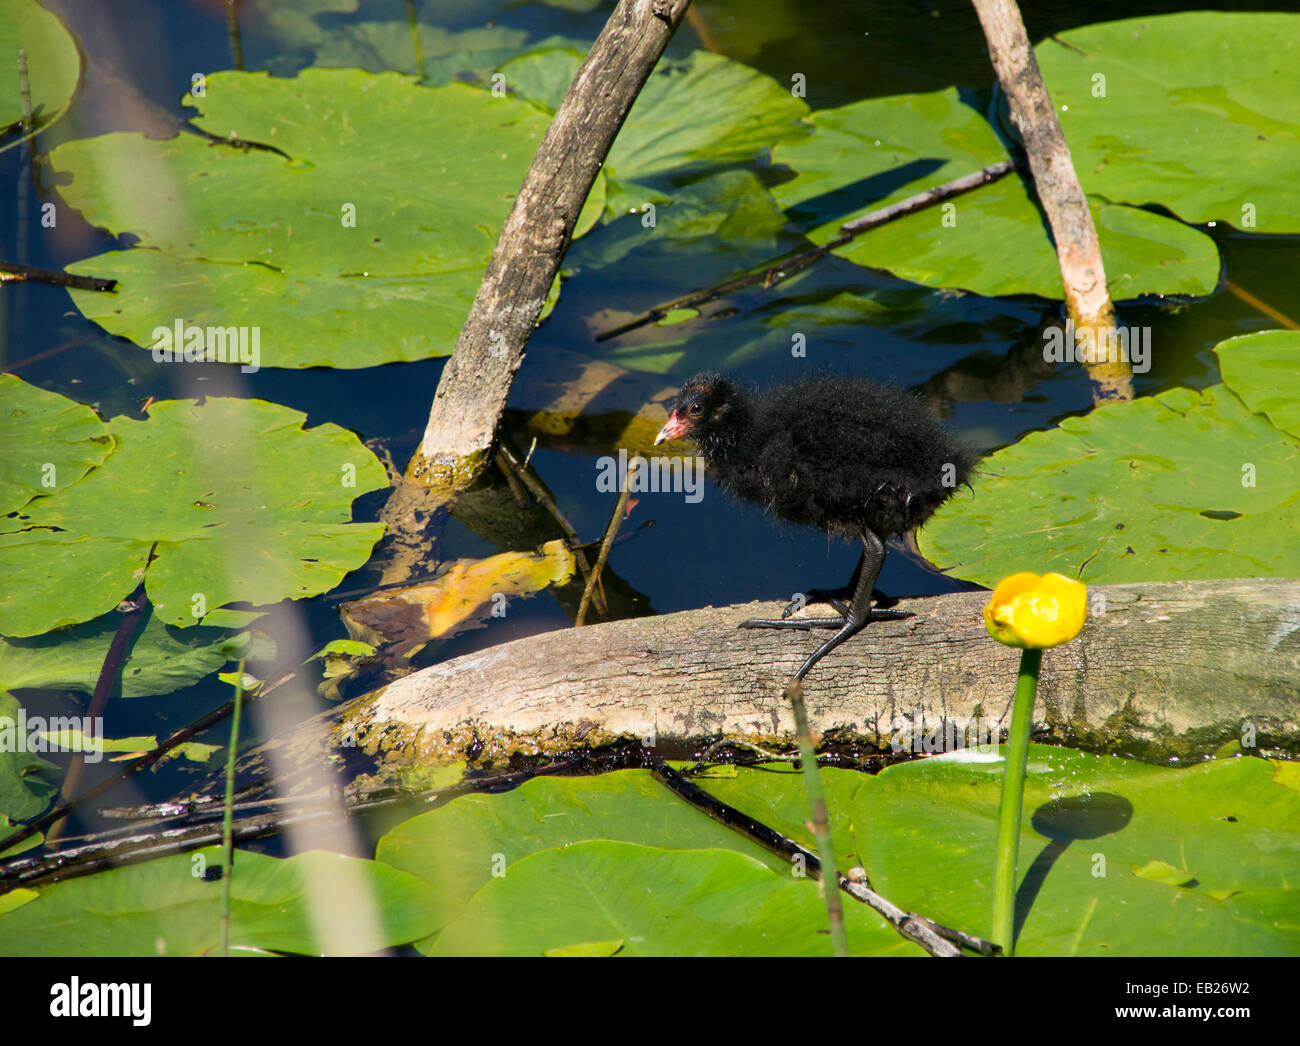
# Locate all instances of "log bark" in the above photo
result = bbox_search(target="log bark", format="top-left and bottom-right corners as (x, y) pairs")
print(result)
(259, 578), (1300, 785)
(971, 0), (1131, 402)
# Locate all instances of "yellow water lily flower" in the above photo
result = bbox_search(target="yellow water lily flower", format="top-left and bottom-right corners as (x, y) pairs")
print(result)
(983, 572), (1088, 649)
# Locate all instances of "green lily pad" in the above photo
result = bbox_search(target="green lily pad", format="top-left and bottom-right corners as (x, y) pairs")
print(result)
(771, 86), (1219, 300)
(0, 386), (386, 634)
(0, 609), (244, 699)
(0, 692), (58, 825)
(504, 48), (810, 191)
(918, 333), (1300, 586)
(428, 840), (904, 957)
(377, 764), (912, 955)
(376, 769), (803, 939)
(1214, 330), (1300, 439)
(53, 69), (583, 369)
(378, 749), (1299, 955)
(1038, 12), (1300, 233)
(0, 374), (114, 517)
(856, 747), (1300, 955)
(242, 0), (588, 82)
(0, 888), (38, 916)
(0, 847), (441, 956)
(0, 0), (80, 152)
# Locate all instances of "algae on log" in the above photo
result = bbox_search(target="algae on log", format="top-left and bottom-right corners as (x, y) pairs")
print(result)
(250, 578), (1299, 792)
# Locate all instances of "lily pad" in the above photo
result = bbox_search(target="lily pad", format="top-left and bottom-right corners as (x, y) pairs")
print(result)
(0, 0), (80, 152)
(770, 86), (1219, 300)
(857, 747), (1300, 955)
(1038, 12), (1300, 233)
(1214, 330), (1300, 439)
(428, 840), (904, 957)
(376, 769), (801, 939)
(0, 374), (114, 517)
(242, 0), (588, 81)
(52, 69), (581, 368)
(379, 750), (1299, 955)
(0, 847), (441, 956)
(340, 538), (576, 656)
(0, 692), (58, 825)
(503, 48), (810, 191)
(918, 333), (1300, 586)
(0, 386), (386, 634)
(0, 609), (245, 699)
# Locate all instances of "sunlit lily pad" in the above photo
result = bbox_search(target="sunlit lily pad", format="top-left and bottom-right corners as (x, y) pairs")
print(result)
(1038, 12), (1300, 233)
(918, 333), (1300, 586)
(0, 384), (386, 633)
(428, 840), (903, 957)
(340, 538), (575, 656)
(0, 374), (114, 516)
(771, 86), (1219, 300)
(857, 747), (1300, 955)
(0, 610), (250, 699)
(0, 692), (58, 826)
(0, 847), (440, 956)
(52, 69), (581, 368)
(379, 764), (902, 955)
(375, 768), (850, 941)
(1214, 330), (1300, 439)
(377, 750), (1299, 955)
(0, 0), (80, 152)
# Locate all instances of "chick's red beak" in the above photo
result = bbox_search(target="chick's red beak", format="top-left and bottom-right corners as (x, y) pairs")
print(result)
(654, 411), (687, 446)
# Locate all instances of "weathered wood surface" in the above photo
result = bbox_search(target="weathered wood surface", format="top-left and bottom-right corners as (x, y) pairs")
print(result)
(259, 579), (1300, 782)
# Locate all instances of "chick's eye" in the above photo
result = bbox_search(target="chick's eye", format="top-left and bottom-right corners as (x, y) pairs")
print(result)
(687, 402), (703, 417)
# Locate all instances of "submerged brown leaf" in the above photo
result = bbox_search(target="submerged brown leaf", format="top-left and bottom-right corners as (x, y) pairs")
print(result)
(340, 539), (576, 657)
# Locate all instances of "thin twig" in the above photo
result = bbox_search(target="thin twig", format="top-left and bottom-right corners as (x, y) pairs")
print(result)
(575, 458), (638, 626)
(0, 262), (117, 291)
(17, 48), (33, 134)
(496, 439), (607, 619)
(405, 0), (426, 73)
(495, 450), (529, 509)
(649, 759), (997, 956)
(225, 0), (243, 70)
(1225, 281), (1299, 331)
(695, 738), (794, 766)
(45, 582), (150, 845)
(6, 331), (102, 371)
(595, 160), (1015, 341)
(839, 160), (1015, 234)
(2, 759), (585, 891)
(0, 670), (293, 856)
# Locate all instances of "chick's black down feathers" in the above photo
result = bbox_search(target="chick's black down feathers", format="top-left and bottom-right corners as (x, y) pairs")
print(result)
(662, 372), (973, 539)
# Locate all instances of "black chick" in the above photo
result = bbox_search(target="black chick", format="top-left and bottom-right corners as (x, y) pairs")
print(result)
(654, 371), (974, 680)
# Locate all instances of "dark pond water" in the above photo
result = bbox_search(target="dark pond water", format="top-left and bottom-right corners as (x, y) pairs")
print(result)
(3, 0), (1297, 842)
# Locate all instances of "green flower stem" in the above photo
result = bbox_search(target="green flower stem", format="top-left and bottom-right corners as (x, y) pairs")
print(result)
(219, 659), (246, 958)
(785, 681), (847, 957)
(991, 646), (1041, 955)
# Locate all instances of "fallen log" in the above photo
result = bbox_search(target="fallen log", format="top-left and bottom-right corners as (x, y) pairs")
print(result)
(254, 578), (1300, 787)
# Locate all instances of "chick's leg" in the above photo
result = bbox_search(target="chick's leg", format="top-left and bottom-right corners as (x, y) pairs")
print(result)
(741, 529), (909, 680)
